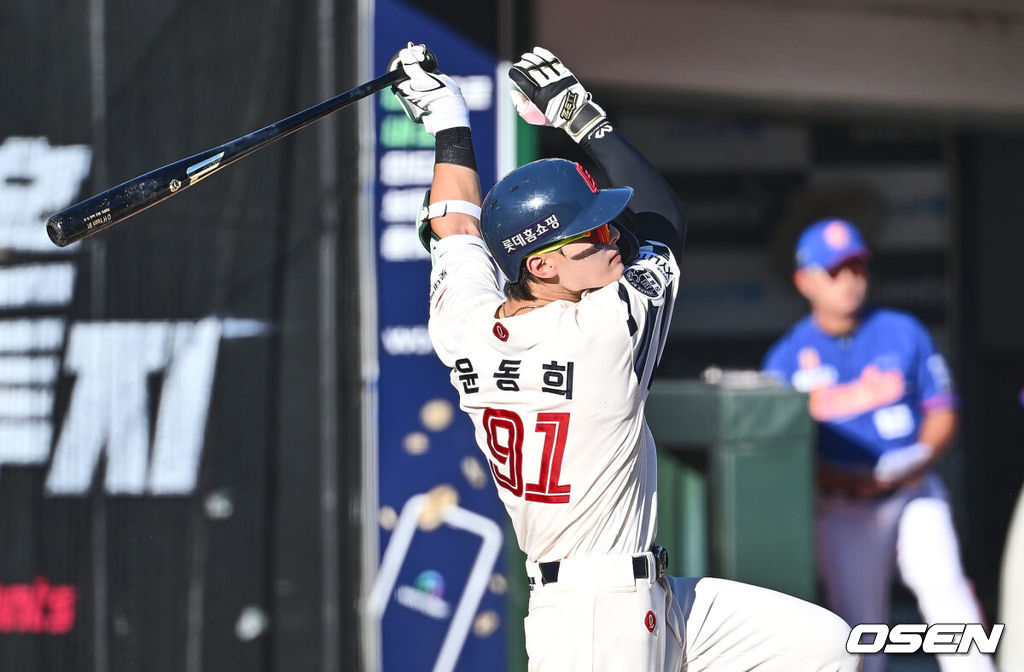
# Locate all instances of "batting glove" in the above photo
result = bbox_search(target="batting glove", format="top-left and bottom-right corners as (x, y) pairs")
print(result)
(508, 47), (607, 143)
(873, 442), (934, 483)
(388, 43), (469, 136)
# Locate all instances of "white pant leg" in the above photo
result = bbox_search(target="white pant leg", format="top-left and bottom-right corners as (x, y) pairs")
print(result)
(998, 487), (1024, 672)
(817, 492), (906, 672)
(524, 586), (591, 672)
(670, 576), (859, 672)
(896, 474), (995, 672)
(524, 564), (684, 672)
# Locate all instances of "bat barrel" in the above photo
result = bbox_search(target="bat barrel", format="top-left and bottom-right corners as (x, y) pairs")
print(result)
(47, 173), (182, 247)
(45, 52), (437, 247)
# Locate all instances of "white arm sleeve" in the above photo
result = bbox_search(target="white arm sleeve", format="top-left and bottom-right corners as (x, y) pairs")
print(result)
(427, 235), (503, 363)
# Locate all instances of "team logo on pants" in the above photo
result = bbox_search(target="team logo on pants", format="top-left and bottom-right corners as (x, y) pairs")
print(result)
(644, 610), (656, 633)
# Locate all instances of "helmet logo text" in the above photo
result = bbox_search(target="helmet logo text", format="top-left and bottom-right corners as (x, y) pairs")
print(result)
(500, 214), (560, 254)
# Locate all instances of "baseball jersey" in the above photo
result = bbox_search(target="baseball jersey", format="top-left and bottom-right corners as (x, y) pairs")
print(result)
(428, 235), (679, 563)
(762, 307), (956, 469)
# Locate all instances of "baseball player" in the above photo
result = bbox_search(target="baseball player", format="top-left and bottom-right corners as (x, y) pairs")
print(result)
(763, 219), (995, 672)
(390, 43), (859, 671)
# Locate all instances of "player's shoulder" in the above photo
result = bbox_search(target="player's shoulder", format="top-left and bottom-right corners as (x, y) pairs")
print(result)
(620, 240), (679, 299)
(433, 234), (490, 254)
(773, 314), (818, 349)
(762, 316), (810, 369)
(861, 306), (928, 338)
(490, 300), (592, 353)
(863, 305), (919, 326)
(763, 317), (815, 379)
(635, 239), (677, 269)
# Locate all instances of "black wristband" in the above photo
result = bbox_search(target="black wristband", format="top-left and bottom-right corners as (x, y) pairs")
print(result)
(435, 127), (477, 171)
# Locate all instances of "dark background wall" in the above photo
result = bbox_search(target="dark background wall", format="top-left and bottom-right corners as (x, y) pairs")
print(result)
(958, 133), (1024, 608)
(0, 0), (363, 670)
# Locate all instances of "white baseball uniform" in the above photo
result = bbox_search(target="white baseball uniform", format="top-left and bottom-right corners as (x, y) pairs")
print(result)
(428, 234), (859, 672)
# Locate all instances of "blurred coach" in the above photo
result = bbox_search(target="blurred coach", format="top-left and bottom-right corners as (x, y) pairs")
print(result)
(763, 218), (994, 672)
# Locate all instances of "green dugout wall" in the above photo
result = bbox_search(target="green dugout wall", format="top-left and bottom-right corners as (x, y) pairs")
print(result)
(648, 379), (816, 601)
(506, 378), (816, 669)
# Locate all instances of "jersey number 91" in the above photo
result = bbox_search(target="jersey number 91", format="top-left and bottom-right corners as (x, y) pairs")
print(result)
(483, 408), (572, 504)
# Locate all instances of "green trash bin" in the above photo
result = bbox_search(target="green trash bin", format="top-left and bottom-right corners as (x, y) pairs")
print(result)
(647, 377), (817, 602)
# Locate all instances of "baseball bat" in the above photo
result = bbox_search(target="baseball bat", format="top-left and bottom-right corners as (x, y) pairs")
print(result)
(47, 52), (437, 247)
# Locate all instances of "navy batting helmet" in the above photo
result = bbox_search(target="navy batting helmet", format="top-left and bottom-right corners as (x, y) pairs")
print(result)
(480, 159), (634, 282)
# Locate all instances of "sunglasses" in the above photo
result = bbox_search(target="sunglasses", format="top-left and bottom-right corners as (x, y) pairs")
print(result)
(825, 258), (868, 279)
(530, 223), (612, 255)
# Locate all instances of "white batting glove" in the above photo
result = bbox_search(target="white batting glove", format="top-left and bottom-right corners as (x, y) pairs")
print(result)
(874, 442), (934, 483)
(508, 47), (607, 143)
(388, 43), (469, 136)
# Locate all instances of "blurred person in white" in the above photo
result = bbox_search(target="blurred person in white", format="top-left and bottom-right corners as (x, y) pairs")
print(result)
(998, 488), (1024, 672)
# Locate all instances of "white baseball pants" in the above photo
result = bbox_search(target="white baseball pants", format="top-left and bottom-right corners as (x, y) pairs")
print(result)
(817, 472), (995, 672)
(998, 487), (1024, 672)
(524, 554), (858, 671)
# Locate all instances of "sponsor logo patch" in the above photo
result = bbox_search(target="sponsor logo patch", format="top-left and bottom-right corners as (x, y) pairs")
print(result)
(429, 269), (447, 301)
(637, 250), (675, 283)
(644, 610), (656, 633)
(559, 91), (578, 121)
(501, 214), (561, 255)
(493, 322), (509, 342)
(625, 267), (662, 297)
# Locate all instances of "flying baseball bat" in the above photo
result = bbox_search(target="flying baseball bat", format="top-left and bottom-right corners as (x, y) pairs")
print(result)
(47, 52), (437, 247)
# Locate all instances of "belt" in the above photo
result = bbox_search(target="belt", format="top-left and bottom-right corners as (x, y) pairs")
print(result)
(819, 486), (890, 501)
(529, 545), (669, 588)
(818, 480), (908, 501)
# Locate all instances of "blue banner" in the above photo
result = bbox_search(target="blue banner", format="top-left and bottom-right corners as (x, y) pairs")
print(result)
(368, 3), (509, 671)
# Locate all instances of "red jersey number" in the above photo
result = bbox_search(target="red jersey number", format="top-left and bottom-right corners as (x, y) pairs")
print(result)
(482, 409), (572, 504)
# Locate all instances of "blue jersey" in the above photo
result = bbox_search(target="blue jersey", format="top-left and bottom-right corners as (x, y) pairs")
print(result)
(762, 307), (956, 469)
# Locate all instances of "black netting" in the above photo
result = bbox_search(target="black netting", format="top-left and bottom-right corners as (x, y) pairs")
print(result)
(0, 1), (362, 670)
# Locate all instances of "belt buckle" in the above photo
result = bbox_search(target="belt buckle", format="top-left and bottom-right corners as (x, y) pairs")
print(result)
(652, 545), (669, 578)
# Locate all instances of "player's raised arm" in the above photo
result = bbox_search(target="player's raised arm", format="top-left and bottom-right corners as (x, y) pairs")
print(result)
(390, 42), (503, 354)
(388, 43), (482, 246)
(508, 47), (686, 257)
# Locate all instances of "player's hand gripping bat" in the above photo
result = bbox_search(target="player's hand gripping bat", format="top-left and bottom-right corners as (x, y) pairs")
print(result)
(46, 50), (438, 247)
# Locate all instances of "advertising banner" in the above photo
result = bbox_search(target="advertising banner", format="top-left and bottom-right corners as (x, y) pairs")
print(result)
(367, 2), (511, 671)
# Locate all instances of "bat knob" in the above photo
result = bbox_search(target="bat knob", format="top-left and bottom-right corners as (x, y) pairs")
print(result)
(386, 44), (440, 78)
(420, 48), (439, 73)
(47, 215), (70, 247)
